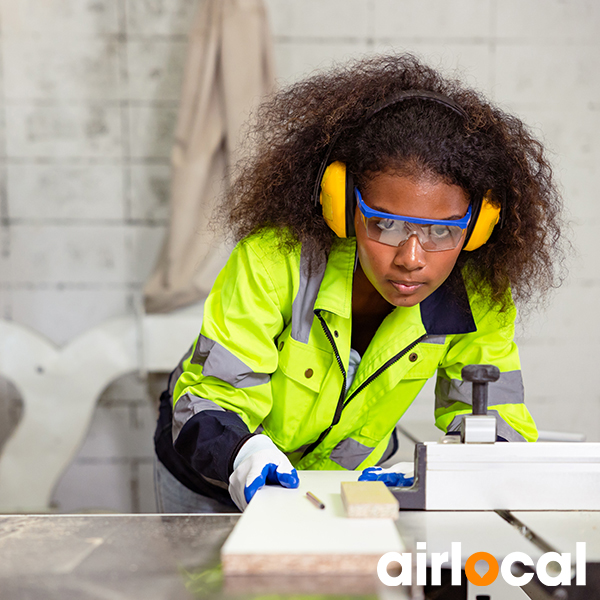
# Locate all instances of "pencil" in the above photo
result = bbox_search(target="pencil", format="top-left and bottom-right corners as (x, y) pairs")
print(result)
(306, 491), (325, 509)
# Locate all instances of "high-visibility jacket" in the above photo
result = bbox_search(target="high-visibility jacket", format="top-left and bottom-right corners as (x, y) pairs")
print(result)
(158, 228), (537, 500)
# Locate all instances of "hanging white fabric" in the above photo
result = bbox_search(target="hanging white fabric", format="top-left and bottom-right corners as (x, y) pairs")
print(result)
(144, 0), (276, 313)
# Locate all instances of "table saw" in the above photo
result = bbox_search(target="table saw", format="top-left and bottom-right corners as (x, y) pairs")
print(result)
(2, 368), (599, 600)
(220, 366), (600, 599)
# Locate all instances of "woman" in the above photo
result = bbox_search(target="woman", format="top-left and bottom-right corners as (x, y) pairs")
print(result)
(154, 54), (566, 512)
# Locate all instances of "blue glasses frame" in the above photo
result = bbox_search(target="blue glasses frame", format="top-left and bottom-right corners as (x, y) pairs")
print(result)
(355, 188), (472, 228)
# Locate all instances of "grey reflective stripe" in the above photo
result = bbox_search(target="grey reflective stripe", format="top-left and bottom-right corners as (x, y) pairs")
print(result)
(168, 345), (194, 397)
(172, 392), (225, 442)
(435, 370), (524, 411)
(495, 412), (527, 442)
(377, 433), (396, 465)
(447, 410), (527, 442)
(330, 438), (374, 470)
(190, 334), (270, 388)
(199, 472), (229, 490)
(291, 249), (326, 343)
(425, 335), (446, 345)
(169, 361), (184, 398)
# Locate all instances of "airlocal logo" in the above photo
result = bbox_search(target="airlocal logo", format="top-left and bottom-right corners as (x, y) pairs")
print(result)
(378, 542), (587, 587)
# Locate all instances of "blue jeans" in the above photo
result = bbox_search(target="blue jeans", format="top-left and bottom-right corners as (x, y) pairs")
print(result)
(153, 457), (240, 514)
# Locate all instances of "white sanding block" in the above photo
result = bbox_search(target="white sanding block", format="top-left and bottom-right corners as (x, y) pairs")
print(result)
(341, 481), (399, 519)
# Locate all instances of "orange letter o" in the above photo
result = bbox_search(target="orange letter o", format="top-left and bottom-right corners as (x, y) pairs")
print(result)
(465, 552), (499, 586)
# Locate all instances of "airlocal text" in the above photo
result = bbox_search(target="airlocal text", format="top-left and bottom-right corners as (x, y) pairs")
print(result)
(377, 542), (586, 587)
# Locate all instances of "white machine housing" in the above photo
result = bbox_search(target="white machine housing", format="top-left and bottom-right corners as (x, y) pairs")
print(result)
(394, 442), (600, 511)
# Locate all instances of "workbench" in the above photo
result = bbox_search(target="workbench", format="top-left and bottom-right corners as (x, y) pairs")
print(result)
(1, 507), (598, 599)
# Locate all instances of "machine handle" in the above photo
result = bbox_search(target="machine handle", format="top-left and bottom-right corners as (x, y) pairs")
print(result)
(461, 365), (500, 415)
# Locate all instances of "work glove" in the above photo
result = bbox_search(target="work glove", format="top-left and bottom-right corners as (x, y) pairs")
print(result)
(228, 434), (299, 511)
(358, 462), (414, 487)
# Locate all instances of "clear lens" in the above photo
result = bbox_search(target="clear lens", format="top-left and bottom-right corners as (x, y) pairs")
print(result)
(364, 216), (464, 251)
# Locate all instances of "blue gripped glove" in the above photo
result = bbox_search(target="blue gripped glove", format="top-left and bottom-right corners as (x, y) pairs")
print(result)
(358, 463), (415, 487)
(228, 434), (300, 510)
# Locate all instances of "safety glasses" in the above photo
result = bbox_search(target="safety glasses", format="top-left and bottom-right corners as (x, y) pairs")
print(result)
(356, 188), (471, 252)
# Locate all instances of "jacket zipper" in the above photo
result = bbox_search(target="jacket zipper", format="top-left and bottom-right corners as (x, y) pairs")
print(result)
(343, 333), (427, 407)
(301, 310), (347, 459)
(301, 309), (427, 460)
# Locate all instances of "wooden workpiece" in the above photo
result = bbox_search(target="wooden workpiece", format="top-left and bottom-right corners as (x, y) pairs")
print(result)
(341, 481), (399, 519)
(221, 470), (407, 575)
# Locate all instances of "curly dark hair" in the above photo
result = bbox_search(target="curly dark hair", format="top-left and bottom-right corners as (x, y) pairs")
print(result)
(223, 53), (567, 310)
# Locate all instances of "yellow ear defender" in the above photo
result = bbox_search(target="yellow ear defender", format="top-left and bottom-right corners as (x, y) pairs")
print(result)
(319, 161), (355, 238)
(462, 190), (501, 251)
(314, 91), (502, 251)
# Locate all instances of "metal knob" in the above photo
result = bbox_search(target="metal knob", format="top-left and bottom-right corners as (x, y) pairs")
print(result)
(461, 365), (500, 416)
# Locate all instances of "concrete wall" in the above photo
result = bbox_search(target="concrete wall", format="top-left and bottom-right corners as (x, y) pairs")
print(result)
(0, 0), (598, 512)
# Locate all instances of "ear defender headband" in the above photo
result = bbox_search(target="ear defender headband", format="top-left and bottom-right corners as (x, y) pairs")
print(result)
(313, 90), (501, 251)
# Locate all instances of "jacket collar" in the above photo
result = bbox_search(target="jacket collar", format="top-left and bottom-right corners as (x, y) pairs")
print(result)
(313, 238), (355, 318)
(419, 270), (477, 335)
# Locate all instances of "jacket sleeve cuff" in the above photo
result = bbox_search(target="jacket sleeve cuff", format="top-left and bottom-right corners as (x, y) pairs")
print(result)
(173, 409), (255, 483)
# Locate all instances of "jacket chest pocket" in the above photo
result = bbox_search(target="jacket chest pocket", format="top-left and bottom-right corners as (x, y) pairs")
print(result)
(276, 336), (332, 393)
(266, 337), (334, 442)
(400, 341), (447, 380)
(357, 345), (445, 442)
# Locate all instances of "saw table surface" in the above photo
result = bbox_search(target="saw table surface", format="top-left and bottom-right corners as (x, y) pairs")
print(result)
(0, 480), (599, 599)
(0, 514), (240, 600)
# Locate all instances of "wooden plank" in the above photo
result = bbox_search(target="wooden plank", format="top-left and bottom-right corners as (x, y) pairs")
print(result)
(341, 481), (399, 519)
(221, 470), (405, 575)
